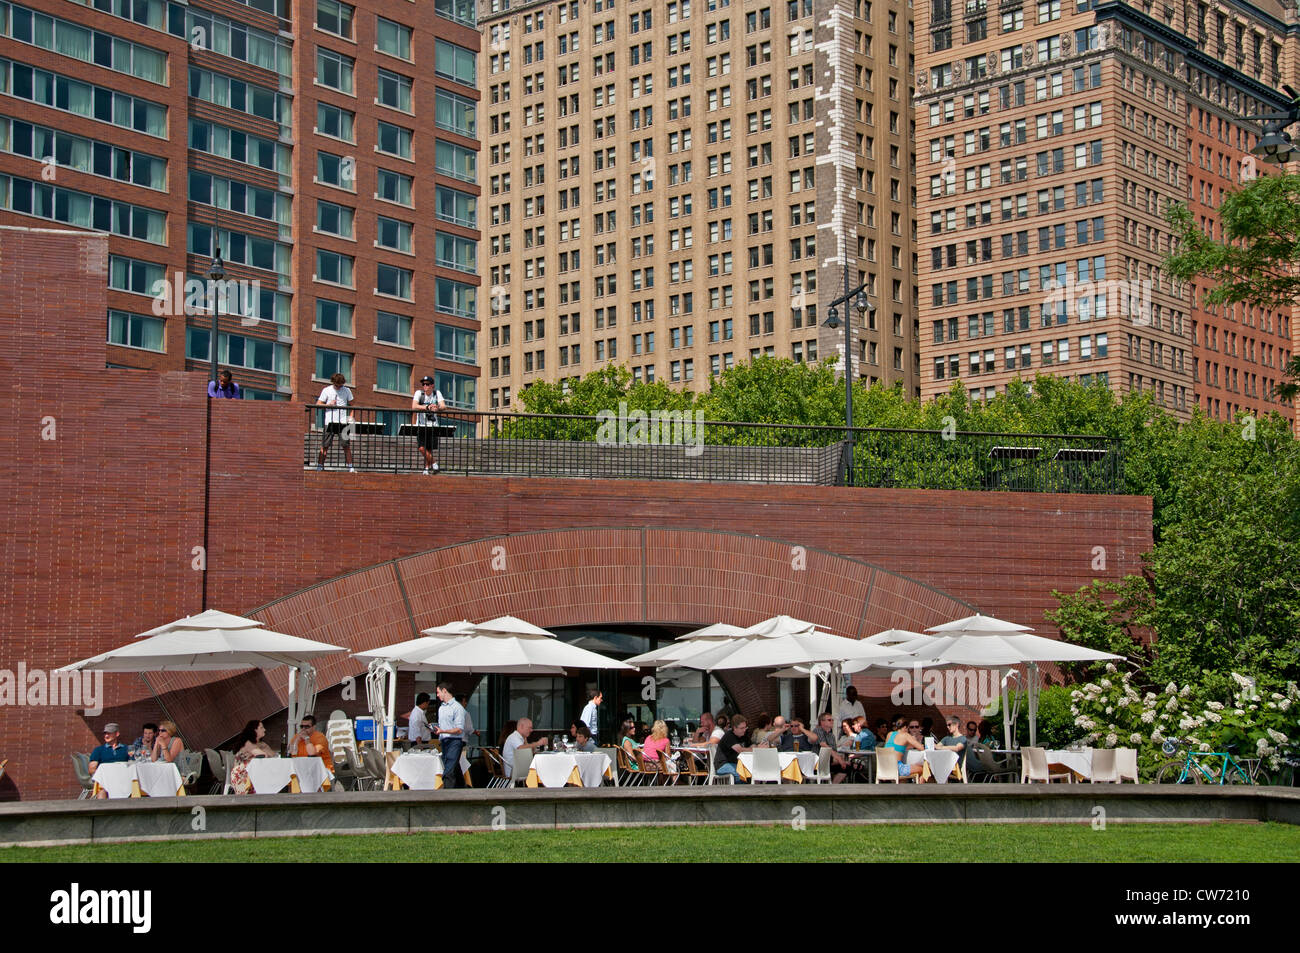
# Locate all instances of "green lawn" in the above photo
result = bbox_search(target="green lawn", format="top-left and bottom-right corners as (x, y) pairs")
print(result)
(3, 822), (1297, 862)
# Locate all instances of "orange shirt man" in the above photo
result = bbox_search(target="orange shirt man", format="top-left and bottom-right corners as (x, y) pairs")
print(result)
(289, 715), (334, 772)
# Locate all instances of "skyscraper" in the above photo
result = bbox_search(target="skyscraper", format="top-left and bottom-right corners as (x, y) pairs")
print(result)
(915, 0), (1294, 424)
(0, 0), (482, 410)
(479, 0), (921, 408)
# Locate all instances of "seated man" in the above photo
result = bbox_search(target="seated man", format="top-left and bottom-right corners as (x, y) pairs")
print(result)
(289, 714), (334, 773)
(712, 715), (750, 783)
(573, 723), (597, 753)
(130, 723), (158, 761)
(502, 716), (549, 781)
(936, 715), (968, 781)
(755, 715), (788, 747)
(89, 722), (131, 774)
(814, 712), (850, 782)
(780, 717), (820, 753)
(851, 716), (878, 750)
(690, 711), (716, 744)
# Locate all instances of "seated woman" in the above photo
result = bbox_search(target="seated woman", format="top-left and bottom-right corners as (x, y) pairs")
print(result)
(619, 717), (642, 773)
(641, 719), (676, 774)
(151, 721), (183, 763)
(884, 716), (926, 779)
(228, 720), (276, 795)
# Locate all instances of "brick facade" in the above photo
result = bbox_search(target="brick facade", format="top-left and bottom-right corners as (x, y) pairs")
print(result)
(0, 227), (1152, 799)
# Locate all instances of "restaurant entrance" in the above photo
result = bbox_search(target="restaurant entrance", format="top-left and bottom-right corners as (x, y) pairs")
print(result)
(458, 624), (735, 748)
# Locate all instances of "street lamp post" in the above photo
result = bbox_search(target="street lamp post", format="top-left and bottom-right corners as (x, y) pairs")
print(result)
(823, 284), (872, 485)
(208, 250), (225, 390)
(1246, 85), (1300, 164)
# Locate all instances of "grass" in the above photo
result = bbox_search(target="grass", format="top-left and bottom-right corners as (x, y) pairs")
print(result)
(3, 822), (1298, 862)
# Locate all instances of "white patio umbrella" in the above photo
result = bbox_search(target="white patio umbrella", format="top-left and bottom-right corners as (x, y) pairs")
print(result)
(624, 622), (748, 668)
(354, 615), (634, 751)
(56, 609), (348, 741)
(906, 613), (1123, 746)
(673, 625), (905, 722)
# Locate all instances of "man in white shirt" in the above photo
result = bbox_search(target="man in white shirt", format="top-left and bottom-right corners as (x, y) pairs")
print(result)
(411, 375), (446, 474)
(838, 685), (867, 731)
(316, 372), (356, 472)
(502, 716), (549, 783)
(407, 692), (432, 744)
(579, 689), (602, 744)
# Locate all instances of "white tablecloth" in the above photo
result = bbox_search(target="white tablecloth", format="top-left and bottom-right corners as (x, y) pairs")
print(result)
(246, 757), (333, 794)
(1045, 749), (1093, 779)
(390, 752), (444, 790)
(92, 762), (184, 798)
(738, 751), (818, 780)
(906, 749), (961, 783)
(531, 752), (611, 788)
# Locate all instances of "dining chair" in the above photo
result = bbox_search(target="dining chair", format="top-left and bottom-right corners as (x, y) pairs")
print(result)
(72, 752), (95, 799)
(176, 750), (202, 788)
(508, 747), (534, 787)
(1115, 747), (1139, 783)
(874, 748), (906, 784)
(220, 749), (236, 795)
(973, 744), (1019, 782)
(1021, 746), (1072, 783)
(750, 747), (783, 784)
(203, 748), (226, 794)
(1089, 747), (1119, 783)
(481, 748), (506, 788)
(634, 750), (665, 785)
(813, 747), (832, 784)
(362, 747), (389, 790)
(677, 748), (707, 785)
(617, 746), (645, 786)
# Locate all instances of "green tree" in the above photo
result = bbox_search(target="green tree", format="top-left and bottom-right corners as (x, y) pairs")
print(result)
(1165, 172), (1300, 400)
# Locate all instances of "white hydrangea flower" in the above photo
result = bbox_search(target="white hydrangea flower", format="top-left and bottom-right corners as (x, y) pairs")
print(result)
(1248, 705), (1257, 711)
(1143, 693), (1157, 705)
(1233, 709), (1245, 716)
(1165, 696), (1180, 712)
(1197, 742), (1211, 752)
(1071, 690), (1083, 701)
(1257, 737), (1270, 752)
(1230, 672), (1254, 690)
(1104, 662), (1117, 674)
(1279, 699), (1291, 711)
(1267, 728), (1288, 744)
(1105, 733), (1118, 747)
(1099, 679), (1113, 689)
(1206, 701), (1224, 711)
(1129, 733), (1142, 743)
(1203, 711), (1222, 723)
(1150, 729), (1165, 742)
(1165, 682), (1178, 695)
(1141, 710), (1155, 724)
(1180, 685), (1193, 697)
(1105, 706), (1113, 715)
(1272, 692), (1286, 700)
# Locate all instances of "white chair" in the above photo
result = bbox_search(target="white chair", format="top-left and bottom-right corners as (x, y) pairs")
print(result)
(508, 747), (534, 787)
(750, 748), (783, 784)
(813, 747), (832, 783)
(219, 750), (235, 795)
(1115, 747), (1139, 783)
(875, 748), (912, 783)
(1022, 746), (1073, 783)
(1089, 747), (1119, 783)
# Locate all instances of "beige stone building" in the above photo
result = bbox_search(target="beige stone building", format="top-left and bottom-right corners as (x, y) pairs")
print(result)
(915, 0), (1295, 424)
(479, 0), (922, 409)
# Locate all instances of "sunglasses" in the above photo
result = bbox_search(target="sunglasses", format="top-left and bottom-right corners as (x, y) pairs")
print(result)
(908, 724), (920, 729)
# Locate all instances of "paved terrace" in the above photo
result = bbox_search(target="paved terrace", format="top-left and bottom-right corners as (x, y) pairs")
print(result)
(304, 407), (1125, 492)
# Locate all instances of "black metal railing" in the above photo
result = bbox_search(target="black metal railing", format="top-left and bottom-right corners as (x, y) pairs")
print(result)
(303, 406), (1124, 493)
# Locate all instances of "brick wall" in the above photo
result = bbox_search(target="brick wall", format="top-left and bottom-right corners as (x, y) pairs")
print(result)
(0, 227), (1153, 799)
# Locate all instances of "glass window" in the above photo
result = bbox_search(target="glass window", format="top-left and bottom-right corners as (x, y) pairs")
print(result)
(435, 185), (476, 227)
(316, 0), (354, 38)
(376, 262), (413, 299)
(316, 101), (355, 142)
(376, 310), (412, 346)
(315, 298), (354, 335)
(375, 358), (412, 393)
(377, 68), (412, 112)
(107, 309), (164, 351)
(376, 120), (412, 159)
(317, 48), (354, 94)
(316, 199), (354, 237)
(314, 346), (353, 381)
(376, 214), (412, 252)
(376, 17), (412, 60)
(376, 167), (413, 205)
(435, 38), (477, 87)
(435, 88), (477, 137)
(315, 248), (354, 287)
(436, 231), (477, 273)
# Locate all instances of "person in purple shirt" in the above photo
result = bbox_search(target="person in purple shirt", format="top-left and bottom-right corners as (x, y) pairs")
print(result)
(208, 370), (242, 399)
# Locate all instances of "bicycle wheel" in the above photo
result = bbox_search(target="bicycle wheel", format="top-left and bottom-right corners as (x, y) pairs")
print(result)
(1223, 761), (1251, 785)
(1156, 760), (1200, 783)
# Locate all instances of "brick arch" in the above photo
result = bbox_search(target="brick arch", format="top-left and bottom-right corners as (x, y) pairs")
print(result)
(149, 527), (977, 744)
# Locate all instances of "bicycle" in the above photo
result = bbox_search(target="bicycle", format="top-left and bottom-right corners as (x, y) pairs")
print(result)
(1155, 738), (1253, 784)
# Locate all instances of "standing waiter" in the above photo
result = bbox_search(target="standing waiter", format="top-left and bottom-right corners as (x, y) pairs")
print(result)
(435, 682), (467, 788)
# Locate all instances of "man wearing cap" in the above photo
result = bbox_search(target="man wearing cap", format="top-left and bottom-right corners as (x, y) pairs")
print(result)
(89, 723), (131, 775)
(411, 375), (446, 474)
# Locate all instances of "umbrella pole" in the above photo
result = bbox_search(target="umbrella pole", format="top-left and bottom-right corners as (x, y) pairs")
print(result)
(1000, 668), (1012, 751)
(809, 670), (817, 724)
(287, 666), (297, 749)
(1028, 662), (1039, 748)
(385, 665), (398, 754)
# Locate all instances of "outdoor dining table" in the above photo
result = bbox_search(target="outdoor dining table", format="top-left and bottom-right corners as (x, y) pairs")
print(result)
(736, 750), (818, 783)
(245, 756), (333, 794)
(905, 749), (962, 784)
(527, 751), (612, 788)
(1044, 749), (1093, 780)
(91, 761), (185, 798)
(388, 751), (444, 790)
